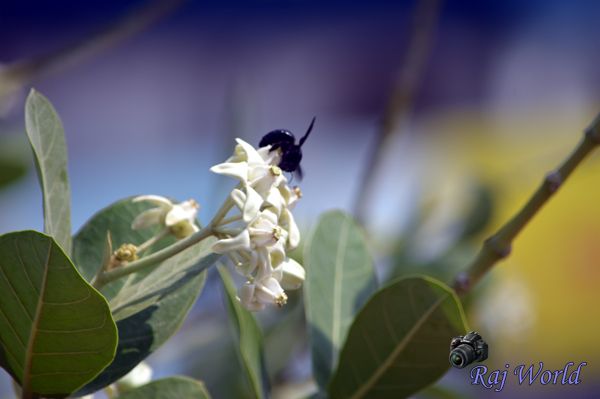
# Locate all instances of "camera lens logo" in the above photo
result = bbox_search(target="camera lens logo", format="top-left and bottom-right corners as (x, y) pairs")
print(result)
(449, 331), (488, 369)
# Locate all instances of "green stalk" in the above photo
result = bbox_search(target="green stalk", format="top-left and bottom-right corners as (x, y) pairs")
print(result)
(92, 196), (235, 289)
(453, 112), (600, 295)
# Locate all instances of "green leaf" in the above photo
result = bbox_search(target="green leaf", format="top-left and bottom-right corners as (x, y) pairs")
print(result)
(0, 134), (30, 191)
(263, 297), (305, 381)
(72, 198), (220, 394)
(0, 157), (27, 189)
(218, 265), (268, 399)
(0, 231), (117, 397)
(415, 384), (468, 399)
(304, 210), (377, 390)
(115, 376), (211, 399)
(25, 89), (72, 255)
(328, 276), (469, 399)
(0, 135), (28, 190)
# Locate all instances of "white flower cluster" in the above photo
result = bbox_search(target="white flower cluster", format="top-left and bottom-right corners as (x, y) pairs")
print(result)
(210, 138), (305, 311)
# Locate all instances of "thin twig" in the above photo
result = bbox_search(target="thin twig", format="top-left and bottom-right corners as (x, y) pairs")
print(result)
(0, 0), (183, 95)
(453, 112), (600, 296)
(353, 0), (442, 223)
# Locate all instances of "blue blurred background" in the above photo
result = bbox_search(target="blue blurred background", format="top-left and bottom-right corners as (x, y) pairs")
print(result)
(2, 1), (600, 398)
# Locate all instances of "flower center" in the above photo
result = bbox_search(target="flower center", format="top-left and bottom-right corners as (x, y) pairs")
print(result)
(269, 165), (282, 176)
(293, 186), (303, 198)
(272, 226), (283, 241)
(275, 292), (288, 307)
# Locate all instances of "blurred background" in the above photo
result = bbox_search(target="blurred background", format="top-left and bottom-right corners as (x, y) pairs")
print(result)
(2, 0), (600, 398)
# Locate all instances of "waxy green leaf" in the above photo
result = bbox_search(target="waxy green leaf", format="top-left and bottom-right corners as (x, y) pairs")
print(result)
(218, 266), (268, 398)
(328, 276), (469, 399)
(72, 198), (220, 394)
(0, 231), (117, 397)
(0, 135), (28, 189)
(304, 211), (377, 390)
(25, 89), (72, 255)
(116, 376), (211, 399)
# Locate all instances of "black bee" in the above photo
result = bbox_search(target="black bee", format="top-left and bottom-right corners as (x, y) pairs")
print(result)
(259, 117), (315, 180)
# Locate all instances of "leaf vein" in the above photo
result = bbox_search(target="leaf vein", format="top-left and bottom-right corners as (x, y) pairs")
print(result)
(0, 261), (34, 321)
(348, 295), (447, 399)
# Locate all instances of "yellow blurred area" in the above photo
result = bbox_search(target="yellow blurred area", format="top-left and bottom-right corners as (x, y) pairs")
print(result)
(423, 109), (600, 374)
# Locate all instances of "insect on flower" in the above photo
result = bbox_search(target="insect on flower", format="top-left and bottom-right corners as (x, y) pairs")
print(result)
(259, 117), (315, 180)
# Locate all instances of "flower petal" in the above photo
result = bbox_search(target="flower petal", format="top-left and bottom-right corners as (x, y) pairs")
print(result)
(165, 201), (198, 226)
(226, 143), (246, 163)
(235, 250), (258, 276)
(210, 162), (249, 181)
(131, 208), (164, 230)
(279, 184), (301, 209)
(269, 241), (286, 268)
(235, 138), (265, 164)
(255, 277), (285, 306)
(238, 282), (255, 306)
(240, 299), (266, 312)
(255, 247), (273, 280)
(243, 186), (263, 223)
(279, 258), (305, 290)
(212, 230), (251, 253)
(281, 208), (300, 250)
(132, 195), (173, 208)
(264, 186), (285, 215)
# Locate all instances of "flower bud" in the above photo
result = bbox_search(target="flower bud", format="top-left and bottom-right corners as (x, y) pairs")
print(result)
(114, 243), (138, 262)
(279, 258), (305, 290)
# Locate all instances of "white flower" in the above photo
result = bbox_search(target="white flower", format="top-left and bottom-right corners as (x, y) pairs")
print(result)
(279, 184), (302, 209)
(131, 195), (199, 239)
(116, 362), (153, 391)
(247, 208), (287, 248)
(239, 276), (288, 311)
(212, 208), (286, 254)
(210, 138), (286, 198)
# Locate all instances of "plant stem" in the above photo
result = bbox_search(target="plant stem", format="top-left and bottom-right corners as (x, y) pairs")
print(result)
(212, 195), (236, 226)
(213, 226), (242, 236)
(452, 113), (600, 296)
(92, 198), (235, 289)
(92, 224), (214, 289)
(218, 213), (243, 226)
(353, 0), (442, 223)
(0, 0), (182, 99)
(137, 228), (169, 253)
